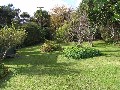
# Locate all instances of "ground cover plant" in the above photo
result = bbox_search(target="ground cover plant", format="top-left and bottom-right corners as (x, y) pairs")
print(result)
(0, 41), (120, 90)
(63, 46), (102, 59)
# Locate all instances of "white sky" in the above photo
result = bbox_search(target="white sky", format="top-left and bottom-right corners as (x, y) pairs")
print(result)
(0, 0), (82, 16)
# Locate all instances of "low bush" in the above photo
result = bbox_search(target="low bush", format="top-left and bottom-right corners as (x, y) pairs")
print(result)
(63, 46), (102, 59)
(41, 40), (62, 52)
(21, 22), (46, 46)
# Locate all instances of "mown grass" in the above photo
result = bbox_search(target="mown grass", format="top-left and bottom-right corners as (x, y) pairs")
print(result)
(0, 41), (120, 90)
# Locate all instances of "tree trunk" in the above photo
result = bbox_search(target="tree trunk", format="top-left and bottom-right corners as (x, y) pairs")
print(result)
(88, 34), (94, 47)
(0, 47), (9, 63)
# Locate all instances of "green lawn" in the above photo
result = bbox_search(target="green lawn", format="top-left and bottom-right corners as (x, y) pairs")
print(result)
(0, 41), (120, 90)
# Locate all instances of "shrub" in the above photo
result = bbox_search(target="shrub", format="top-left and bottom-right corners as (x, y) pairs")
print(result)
(63, 46), (102, 59)
(0, 25), (26, 79)
(56, 22), (70, 43)
(0, 26), (26, 59)
(21, 22), (46, 46)
(41, 40), (62, 52)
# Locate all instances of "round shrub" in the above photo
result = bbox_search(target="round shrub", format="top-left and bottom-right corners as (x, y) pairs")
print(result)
(21, 22), (45, 46)
(63, 46), (102, 59)
(41, 40), (62, 52)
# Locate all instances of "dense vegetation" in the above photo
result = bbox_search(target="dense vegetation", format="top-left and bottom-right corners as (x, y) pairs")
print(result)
(0, 0), (120, 89)
(0, 1), (119, 46)
(41, 40), (62, 52)
(0, 26), (26, 79)
(63, 46), (102, 59)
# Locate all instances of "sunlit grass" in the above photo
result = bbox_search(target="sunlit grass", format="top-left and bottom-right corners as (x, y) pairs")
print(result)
(0, 41), (120, 90)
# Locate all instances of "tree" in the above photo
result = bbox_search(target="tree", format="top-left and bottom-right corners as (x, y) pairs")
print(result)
(21, 22), (45, 46)
(88, 0), (120, 43)
(68, 0), (95, 46)
(12, 8), (21, 28)
(20, 12), (30, 23)
(0, 4), (18, 28)
(50, 5), (72, 30)
(50, 5), (72, 40)
(56, 22), (70, 42)
(34, 9), (50, 27)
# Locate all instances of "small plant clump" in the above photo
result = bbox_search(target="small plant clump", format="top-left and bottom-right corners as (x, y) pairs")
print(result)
(63, 46), (102, 59)
(41, 40), (62, 52)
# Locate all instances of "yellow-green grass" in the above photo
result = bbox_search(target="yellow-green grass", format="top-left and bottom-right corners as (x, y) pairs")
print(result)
(0, 41), (120, 90)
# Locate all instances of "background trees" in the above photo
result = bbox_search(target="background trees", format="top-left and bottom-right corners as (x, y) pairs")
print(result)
(0, 4), (19, 28)
(65, 0), (96, 46)
(21, 22), (45, 46)
(20, 12), (30, 23)
(50, 6), (72, 37)
(0, 1), (119, 49)
(34, 9), (50, 27)
(88, 0), (120, 43)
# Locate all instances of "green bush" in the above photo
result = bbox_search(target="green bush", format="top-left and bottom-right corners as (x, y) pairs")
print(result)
(21, 22), (46, 46)
(0, 26), (26, 59)
(56, 22), (70, 43)
(41, 40), (62, 52)
(63, 46), (102, 59)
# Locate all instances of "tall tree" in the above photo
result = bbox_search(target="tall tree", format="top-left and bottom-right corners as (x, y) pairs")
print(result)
(12, 8), (21, 28)
(69, 0), (95, 46)
(50, 5), (72, 31)
(34, 9), (50, 28)
(88, 0), (120, 42)
(0, 4), (18, 28)
(20, 12), (30, 23)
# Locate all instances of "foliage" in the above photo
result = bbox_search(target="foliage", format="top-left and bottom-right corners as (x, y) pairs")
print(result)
(34, 9), (50, 28)
(50, 5), (69, 29)
(50, 5), (72, 38)
(21, 22), (45, 46)
(20, 12), (30, 23)
(88, 0), (120, 26)
(33, 9), (52, 41)
(0, 4), (19, 28)
(41, 40), (62, 52)
(0, 25), (26, 60)
(88, 0), (120, 42)
(0, 25), (26, 78)
(56, 22), (70, 42)
(67, 0), (96, 46)
(63, 46), (102, 59)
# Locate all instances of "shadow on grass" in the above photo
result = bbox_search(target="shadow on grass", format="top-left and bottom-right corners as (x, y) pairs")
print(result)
(102, 50), (120, 52)
(104, 53), (120, 57)
(4, 51), (60, 65)
(93, 41), (112, 48)
(101, 50), (120, 58)
(3, 47), (81, 76)
(14, 62), (80, 76)
(0, 49), (81, 88)
(0, 71), (13, 88)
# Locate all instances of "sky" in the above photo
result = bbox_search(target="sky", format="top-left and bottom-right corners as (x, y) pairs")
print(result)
(0, 0), (82, 16)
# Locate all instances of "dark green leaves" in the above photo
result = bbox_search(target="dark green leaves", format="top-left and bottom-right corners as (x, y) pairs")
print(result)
(63, 47), (102, 59)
